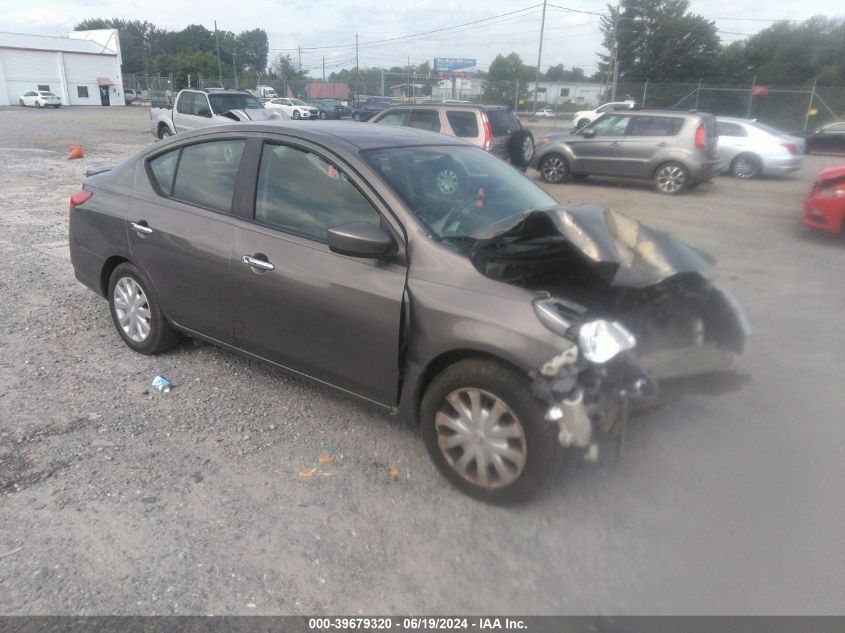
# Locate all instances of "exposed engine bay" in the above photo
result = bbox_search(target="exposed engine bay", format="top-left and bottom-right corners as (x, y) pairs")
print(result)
(467, 203), (750, 459)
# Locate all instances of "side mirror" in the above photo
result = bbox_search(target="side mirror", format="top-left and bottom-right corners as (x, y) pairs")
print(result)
(327, 222), (394, 258)
(581, 128), (596, 138)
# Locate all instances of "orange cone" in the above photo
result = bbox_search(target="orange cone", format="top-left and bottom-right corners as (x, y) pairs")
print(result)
(67, 146), (84, 160)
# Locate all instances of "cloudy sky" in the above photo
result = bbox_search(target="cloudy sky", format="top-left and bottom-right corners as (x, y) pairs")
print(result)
(4, 0), (843, 77)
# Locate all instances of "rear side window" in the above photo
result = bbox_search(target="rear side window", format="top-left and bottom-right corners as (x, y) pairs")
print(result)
(408, 110), (441, 132)
(255, 144), (380, 241)
(171, 140), (246, 212)
(627, 116), (682, 136)
(176, 92), (193, 114)
(718, 121), (747, 137)
(375, 110), (407, 126)
(149, 150), (179, 195)
(446, 111), (479, 137)
(487, 110), (519, 136)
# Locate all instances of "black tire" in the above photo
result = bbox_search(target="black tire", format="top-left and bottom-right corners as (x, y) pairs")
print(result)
(319, 111), (327, 120)
(37, 101), (44, 108)
(509, 129), (535, 169)
(54, 104), (61, 109)
(420, 358), (557, 504)
(538, 153), (570, 184)
(576, 118), (590, 129)
(108, 262), (180, 355)
(158, 124), (173, 140)
(353, 113), (362, 121)
(293, 111), (300, 120)
(654, 161), (690, 195)
(18, 99), (24, 106)
(730, 153), (762, 179)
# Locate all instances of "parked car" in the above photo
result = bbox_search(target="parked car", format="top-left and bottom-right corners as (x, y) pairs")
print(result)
(369, 104), (535, 169)
(803, 121), (845, 154)
(571, 100), (636, 129)
(801, 165), (845, 234)
(265, 98), (319, 120)
(534, 107), (556, 118)
(19, 90), (61, 108)
(124, 89), (139, 103)
(533, 109), (720, 194)
(716, 117), (804, 178)
(351, 100), (393, 121)
(255, 85), (279, 101)
(150, 89), (285, 139)
(68, 122), (747, 503)
(315, 99), (352, 119)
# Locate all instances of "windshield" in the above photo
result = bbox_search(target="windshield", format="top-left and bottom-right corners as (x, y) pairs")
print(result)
(363, 146), (558, 247)
(208, 93), (264, 112)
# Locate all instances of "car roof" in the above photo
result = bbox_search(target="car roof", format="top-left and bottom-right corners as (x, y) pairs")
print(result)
(183, 88), (254, 95)
(167, 121), (468, 152)
(378, 103), (507, 112)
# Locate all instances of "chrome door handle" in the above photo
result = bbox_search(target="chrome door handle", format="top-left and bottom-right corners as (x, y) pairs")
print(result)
(130, 222), (153, 235)
(242, 255), (274, 271)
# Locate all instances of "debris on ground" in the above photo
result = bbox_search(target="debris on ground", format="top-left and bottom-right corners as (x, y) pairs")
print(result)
(388, 467), (400, 479)
(152, 375), (172, 394)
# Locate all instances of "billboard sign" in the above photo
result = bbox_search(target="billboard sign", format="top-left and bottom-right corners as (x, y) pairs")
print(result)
(434, 58), (477, 72)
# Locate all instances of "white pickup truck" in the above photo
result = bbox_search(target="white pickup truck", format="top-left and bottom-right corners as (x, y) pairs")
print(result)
(150, 88), (287, 139)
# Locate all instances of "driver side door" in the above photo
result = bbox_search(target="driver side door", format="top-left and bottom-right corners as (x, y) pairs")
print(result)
(568, 113), (633, 176)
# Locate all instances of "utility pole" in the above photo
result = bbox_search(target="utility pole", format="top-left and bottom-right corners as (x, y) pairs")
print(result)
(298, 46), (302, 72)
(746, 74), (756, 118)
(610, 6), (620, 101)
(232, 52), (238, 89)
(532, 0), (548, 115)
(355, 32), (359, 103)
(322, 56), (325, 82)
(381, 68), (385, 97)
(214, 20), (223, 86)
(803, 78), (817, 132)
(407, 55), (411, 102)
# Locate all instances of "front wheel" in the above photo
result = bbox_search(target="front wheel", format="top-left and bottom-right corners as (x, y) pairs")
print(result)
(19, 99), (24, 106)
(37, 101), (44, 108)
(158, 125), (173, 140)
(539, 153), (570, 184)
(654, 161), (690, 195)
(420, 359), (556, 504)
(108, 263), (180, 355)
(293, 111), (300, 120)
(576, 118), (590, 129)
(319, 111), (327, 120)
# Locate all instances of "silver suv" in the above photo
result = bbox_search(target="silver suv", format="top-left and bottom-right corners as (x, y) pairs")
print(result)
(532, 109), (720, 194)
(370, 104), (535, 169)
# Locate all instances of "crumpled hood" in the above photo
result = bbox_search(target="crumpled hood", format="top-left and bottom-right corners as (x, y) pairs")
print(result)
(469, 203), (716, 287)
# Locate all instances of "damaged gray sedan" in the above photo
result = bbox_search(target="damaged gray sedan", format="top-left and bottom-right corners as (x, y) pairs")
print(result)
(69, 122), (748, 503)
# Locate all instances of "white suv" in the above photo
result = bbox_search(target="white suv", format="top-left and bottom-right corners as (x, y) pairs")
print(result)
(572, 100), (635, 130)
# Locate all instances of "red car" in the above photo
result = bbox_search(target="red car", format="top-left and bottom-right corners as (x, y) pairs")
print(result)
(802, 165), (845, 234)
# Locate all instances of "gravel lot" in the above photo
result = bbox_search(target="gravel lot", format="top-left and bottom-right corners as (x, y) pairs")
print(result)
(1, 105), (843, 615)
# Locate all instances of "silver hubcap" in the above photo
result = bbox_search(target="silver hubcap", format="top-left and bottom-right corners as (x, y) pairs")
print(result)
(541, 156), (566, 182)
(436, 169), (459, 195)
(435, 388), (527, 489)
(113, 277), (152, 343)
(733, 157), (757, 178)
(522, 137), (534, 161)
(656, 165), (686, 193)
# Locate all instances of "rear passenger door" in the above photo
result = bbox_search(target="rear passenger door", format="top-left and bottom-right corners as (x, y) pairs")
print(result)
(624, 115), (682, 177)
(128, 136), (247, 343)
(407, 109), (441, 133)
(716, 120), (749, 167)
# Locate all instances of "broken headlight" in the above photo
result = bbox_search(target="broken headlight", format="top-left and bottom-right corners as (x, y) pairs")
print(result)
(577, 320), (637, 364)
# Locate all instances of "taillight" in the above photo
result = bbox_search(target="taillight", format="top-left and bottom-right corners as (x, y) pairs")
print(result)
(695, 123), (706, 150)
(481, 112), (493, 151)
(69, 190), (92, 215)
(780, 142), (799, 155)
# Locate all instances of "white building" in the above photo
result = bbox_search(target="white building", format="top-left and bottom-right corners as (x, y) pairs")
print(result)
(528, 81), (605, 106)
(0, 29), (124, 107)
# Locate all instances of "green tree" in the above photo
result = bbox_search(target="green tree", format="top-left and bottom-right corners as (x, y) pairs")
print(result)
(236, 29), (269, 71)
(482, 52), (530, 104)
(598, 0), (721, 82)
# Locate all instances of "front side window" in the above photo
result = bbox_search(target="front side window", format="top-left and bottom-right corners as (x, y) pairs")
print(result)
(408, 110), (441, 132)
(589, 114), (630, 136)
(176, 92), (194, 114)
(170, 140), (246, 212)
(446, 111), (479, 137)
(192, 93), (211, 116)
(255, 144), (381, 241)
(375, 111), (408, 126)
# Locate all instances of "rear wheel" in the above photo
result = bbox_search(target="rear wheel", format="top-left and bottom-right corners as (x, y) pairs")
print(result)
(420, 359), (556, 504)
(158, 125), (173, 140)
(539, 153), (570, 184)
(108, 263), (180, 355)
(654, 161), (690, 195)
(509, 130), (535, 169)
(353, 112), (362, 121)
(730, 153), (762, 179)
(293, 110), (301, 120)
(319, 111), (327, 120)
